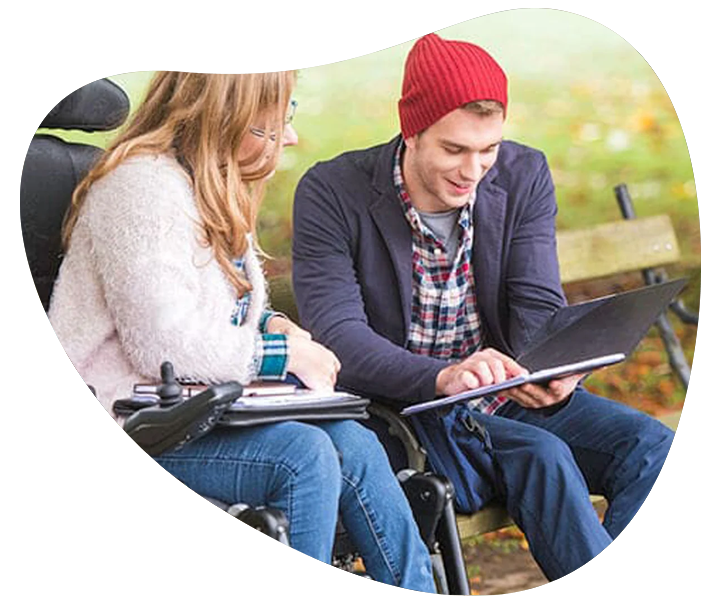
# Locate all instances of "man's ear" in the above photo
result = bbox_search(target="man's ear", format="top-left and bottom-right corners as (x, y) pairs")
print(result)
(404, 134), (418, 151)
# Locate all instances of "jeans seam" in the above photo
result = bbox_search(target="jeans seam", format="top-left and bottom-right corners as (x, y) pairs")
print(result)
(341, 473), (402, 585)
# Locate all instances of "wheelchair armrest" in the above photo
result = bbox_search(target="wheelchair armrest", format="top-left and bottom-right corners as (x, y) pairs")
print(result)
(68, 383), (96, 408)
(123, 382), (243, 457)
(367, 402), (427, 472)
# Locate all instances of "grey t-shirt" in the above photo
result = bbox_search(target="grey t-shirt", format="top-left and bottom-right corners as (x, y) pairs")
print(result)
(416, 208), (462, 262)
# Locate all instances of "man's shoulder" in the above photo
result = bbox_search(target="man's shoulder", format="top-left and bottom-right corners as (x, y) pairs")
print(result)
(303, 137), (398, 184)
(496, 139), (547, 170)
(490, 140), (551, 192)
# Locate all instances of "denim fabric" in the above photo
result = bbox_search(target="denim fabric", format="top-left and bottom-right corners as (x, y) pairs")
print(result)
(318, 421), (435, 591)
(410, 404), (499, 513)
(475, 388), (675, 580)
(156, 420), (435, 592)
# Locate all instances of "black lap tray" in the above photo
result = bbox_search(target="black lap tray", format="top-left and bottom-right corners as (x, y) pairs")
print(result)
(218, 395), (370, 426)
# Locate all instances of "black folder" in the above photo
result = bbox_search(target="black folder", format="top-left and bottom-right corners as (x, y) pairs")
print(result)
(218, 390), (370, 426)
(401, 278), (687, 416)
(115, 386), (370, 426)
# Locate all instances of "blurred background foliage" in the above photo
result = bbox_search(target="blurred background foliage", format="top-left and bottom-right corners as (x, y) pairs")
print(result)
(37, 8), (699, 412)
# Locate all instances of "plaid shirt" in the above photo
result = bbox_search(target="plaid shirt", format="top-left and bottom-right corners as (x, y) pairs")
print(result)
(393, 143), (507, 414)
(232, 255), (288, 381)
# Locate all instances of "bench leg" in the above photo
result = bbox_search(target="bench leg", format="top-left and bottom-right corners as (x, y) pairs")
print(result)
(614, 183), (696, 390)
(654, 309), (692, 389)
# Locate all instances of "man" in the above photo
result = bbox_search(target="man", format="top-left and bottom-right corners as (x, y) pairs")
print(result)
(292, 33), (674, 580)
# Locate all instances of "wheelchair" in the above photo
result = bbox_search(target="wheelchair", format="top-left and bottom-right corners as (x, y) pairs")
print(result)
(20, 64), (469, 595)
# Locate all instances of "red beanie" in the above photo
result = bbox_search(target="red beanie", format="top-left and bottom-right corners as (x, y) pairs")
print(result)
(398, 33), (508, 139)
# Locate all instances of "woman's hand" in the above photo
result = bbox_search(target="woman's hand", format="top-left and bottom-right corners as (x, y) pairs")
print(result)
(286, 336), (341, 392)
(266, 315), (312, 339)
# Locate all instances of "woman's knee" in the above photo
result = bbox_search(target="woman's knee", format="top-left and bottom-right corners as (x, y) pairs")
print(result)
(319, 421), (393, 475)
(277, 422), (343, 480)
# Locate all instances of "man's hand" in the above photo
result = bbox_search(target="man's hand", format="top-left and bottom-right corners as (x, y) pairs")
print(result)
(266, 315), (312, 339)
(436, 348), (528, 396)
(435, 347), (583, 409)
(505, 373), (584, 409)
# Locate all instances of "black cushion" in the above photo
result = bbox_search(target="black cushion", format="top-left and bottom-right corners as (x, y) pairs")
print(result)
(20, 135), (103, 310)
(40, 78), (130, 132)
(21, 78), (131, 311)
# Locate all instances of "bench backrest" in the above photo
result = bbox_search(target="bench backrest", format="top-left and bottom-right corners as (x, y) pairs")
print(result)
(557, 215), (680, 283)
(269, 214), (682, 316)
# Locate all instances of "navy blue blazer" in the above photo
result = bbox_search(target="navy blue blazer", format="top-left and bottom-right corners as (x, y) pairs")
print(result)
(292, 136), (567, 406)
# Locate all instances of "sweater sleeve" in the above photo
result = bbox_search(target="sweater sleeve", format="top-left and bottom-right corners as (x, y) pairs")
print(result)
(254, 333), (290, 380)
(84, 157), (261, 384)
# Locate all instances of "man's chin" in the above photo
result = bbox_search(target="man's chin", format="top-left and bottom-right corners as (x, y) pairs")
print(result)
(440, 192), (473, 209)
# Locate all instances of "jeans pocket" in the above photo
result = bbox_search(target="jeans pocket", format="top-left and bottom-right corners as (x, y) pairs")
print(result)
(456, 408), (501, 505)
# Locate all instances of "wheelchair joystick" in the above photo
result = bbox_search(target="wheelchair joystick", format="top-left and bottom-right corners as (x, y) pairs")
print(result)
(157, 361), (183, 406)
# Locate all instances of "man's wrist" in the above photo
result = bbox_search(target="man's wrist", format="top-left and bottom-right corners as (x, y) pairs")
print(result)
(435, 364), (455, 396)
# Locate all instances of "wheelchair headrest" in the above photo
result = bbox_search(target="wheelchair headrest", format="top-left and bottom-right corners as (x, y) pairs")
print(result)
(21, 78), (131, 311)
(40, 78), (130, 132)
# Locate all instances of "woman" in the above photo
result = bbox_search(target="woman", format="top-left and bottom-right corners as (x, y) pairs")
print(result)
(48, 72), (435, 592)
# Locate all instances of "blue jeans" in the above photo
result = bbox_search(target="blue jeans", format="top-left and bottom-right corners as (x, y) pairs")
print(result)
(480, 388), (675, 580)
(156, 419), (435, 592)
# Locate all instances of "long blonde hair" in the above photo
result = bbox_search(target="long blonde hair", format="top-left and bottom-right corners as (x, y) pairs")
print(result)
(63, 71), (296, 295)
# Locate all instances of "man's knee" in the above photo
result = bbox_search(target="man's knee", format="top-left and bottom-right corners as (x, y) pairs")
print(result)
(657, 423), (692, 476)
(620, 415), (674, 479)
(501, 431), (584, 496)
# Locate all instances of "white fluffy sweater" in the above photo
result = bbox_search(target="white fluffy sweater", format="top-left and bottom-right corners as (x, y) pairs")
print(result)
(49, 154), (268, 419)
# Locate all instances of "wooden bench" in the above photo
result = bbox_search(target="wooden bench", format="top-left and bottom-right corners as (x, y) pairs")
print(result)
(268, 183), (695, 544)
(451, 197), (693, 540)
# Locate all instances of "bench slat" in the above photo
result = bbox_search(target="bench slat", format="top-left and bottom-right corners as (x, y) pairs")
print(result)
(557, 215), (680, 283)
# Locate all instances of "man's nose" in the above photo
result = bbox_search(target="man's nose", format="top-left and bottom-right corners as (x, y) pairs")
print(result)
(282, 124), (299, 147)
(460, 153), (486, 181)
(462, 151), (497, 181)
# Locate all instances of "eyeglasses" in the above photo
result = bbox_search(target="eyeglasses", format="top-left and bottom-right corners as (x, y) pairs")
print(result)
(249, 99), (298, 142)
(285, 98), (297, 125)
